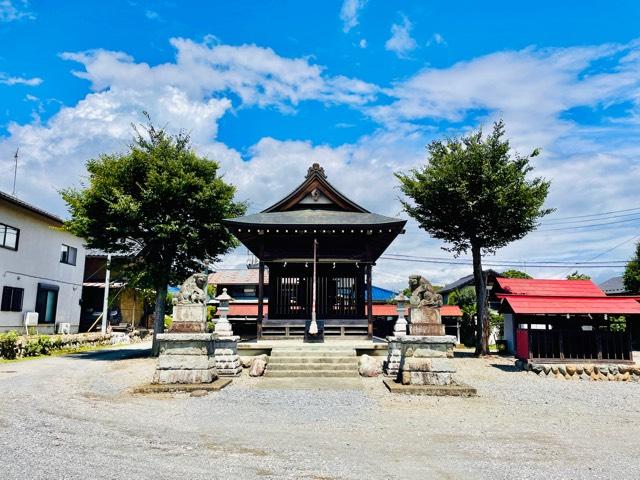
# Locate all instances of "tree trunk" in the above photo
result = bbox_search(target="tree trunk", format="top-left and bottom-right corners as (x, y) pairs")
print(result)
(472, 244), (489, 356)
(151, 283), (168, 357)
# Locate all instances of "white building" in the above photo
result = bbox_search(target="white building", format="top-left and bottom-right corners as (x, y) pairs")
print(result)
(0, 191), (86, 334)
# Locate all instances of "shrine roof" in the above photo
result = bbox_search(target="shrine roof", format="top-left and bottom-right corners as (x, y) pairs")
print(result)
(224, 209), (405, 228)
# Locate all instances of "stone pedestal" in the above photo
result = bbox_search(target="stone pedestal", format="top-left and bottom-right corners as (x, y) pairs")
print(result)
(153, 333), (218, 384)
(408, 306), (445, 336)
(170, 304), (206, 333)
(383, 337), (402, 377)
(214, 336), (242, 376)
(397, 335), (456, 385)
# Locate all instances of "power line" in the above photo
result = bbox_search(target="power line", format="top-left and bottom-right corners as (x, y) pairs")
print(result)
(379, 256), (626, 269)
(383, 252), (628, 265)
(543, 206), (640, 221)
(536, 216), (640, 232)
(541, 211), (640, 225)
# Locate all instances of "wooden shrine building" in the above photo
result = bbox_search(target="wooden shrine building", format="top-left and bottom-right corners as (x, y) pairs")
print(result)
(223, 163), (406, 340)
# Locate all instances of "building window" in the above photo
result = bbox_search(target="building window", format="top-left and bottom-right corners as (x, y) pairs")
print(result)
(60, 244), (77, 265)
(35, 283), (59, 324)
(0, 223), (20, 251)
(1, 286), (24, 312)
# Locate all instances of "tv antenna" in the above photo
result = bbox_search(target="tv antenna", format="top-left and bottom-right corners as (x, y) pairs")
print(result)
(12, 148), (19, 196)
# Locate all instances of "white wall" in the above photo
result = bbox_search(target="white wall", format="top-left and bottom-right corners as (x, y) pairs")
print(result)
(0, 202), (86, 334)
(503, 313), (514, 353)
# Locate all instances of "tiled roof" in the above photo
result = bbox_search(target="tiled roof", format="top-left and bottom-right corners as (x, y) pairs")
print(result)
(209, 269), (269, 285)
(439, 269), (502, 294)
(495, 278), (605, 297)
(599, 276), (627, 295)
(224, 209), (405, 227)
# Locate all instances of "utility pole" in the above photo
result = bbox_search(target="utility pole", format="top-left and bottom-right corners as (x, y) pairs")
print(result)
(101, 254), (112, 334)
(12, 148), (18, 196)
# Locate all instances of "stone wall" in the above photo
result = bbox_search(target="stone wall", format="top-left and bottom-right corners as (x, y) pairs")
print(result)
(518, 359), (640, 381)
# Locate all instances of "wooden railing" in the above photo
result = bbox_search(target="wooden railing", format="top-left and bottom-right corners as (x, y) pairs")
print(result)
(526, 329), (632, 363)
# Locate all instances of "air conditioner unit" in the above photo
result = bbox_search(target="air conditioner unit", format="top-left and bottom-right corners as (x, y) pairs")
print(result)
(24, 312), (38, 334)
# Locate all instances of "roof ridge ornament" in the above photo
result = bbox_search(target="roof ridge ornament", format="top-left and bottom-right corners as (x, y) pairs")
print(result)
(306, 163), (326, 179)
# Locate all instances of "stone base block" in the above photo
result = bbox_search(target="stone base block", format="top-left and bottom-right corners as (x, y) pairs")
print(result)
(409, 324), (446, 336)
(404, 358), (432, 372)
(136, 378), (232, 394)
(153, 368), (218, 384)
(402, 371), (454, 386)
(217, 367), (243, 376)
(384, 378), (477, 397)
(170, 304), (206, 333)
(158, 354), (217, 370)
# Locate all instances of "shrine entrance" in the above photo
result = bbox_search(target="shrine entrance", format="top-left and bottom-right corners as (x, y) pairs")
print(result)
(223, 163), (406, 340)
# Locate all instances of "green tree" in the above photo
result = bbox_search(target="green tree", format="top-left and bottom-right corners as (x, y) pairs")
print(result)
(396, 120), (552, 355)
(566, 271), (591, 280)
(501, 269), (532, 279)
(623, 241), (640, 293)
(61, 116), (246, 353)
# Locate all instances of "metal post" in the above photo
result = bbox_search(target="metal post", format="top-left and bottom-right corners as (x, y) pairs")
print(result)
(257, 260), (264, 339)
(366, 264), (373, 339)
(309, 239), (318, 335)
(101, 254), (111, 334)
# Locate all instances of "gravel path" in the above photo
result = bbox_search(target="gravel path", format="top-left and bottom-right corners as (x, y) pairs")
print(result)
(1, 344), (639, 479)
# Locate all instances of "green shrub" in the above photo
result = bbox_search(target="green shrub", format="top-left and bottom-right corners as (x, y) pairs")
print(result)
(37, 335), (52, 355)
(164, 315), (173, 330)
(0, 331), (20, 360)
(207, 305), (217, 322)
(206, 320), (215, 333)
(23, 338), (42, 357)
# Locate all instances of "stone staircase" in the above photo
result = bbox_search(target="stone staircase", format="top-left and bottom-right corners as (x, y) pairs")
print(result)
(265, 345), (359, 377)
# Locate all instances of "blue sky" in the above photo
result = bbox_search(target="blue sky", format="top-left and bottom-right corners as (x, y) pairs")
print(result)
(1, 0), (640, 287)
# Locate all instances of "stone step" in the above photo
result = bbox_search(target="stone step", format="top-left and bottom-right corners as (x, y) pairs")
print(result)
(269, 356), (358, 365)
(267, 362), (358, 371)
(271, 350), (356, 358)
(265, 369), (358, 378)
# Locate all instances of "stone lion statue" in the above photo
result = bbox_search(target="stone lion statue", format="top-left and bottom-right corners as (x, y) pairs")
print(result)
(172, 273), (208, 305)
(408, 275), (443, 308)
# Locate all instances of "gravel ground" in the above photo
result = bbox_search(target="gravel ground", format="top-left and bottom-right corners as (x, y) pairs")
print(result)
(1, 343), (639, 480)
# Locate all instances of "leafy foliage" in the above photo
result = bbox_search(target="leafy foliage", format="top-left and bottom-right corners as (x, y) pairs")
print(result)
(61, 116), (246, 289)
(566, 271), (591, 280)
(0, 331), (19, 359)
(501, 269), (532, 279)
(395, 120), (553, 256)
(396, 120), (552, 355)
(623, 241), (640, 293)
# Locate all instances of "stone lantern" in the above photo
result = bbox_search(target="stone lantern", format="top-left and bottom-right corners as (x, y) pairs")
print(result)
(215, 288), (234, 337)
(393, 292), (408, 337)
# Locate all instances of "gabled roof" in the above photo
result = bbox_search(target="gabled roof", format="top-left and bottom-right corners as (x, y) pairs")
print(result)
(0, 190), (64, 225)
(500, 295), (640, 315)
(439, 269), (502, 295)
(263, 163), (368, 213)
(599, 276), (627, 295)
(495, 278), (605, 297)
(225, 209), (404, 227)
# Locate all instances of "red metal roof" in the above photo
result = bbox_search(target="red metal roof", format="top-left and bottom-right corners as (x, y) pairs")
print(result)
(495, 278), (605, 297)
(219, 303), (463, 317)
(500, 295), (640, 315)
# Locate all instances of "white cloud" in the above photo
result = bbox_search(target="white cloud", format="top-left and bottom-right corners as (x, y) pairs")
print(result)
(2, 38), (640, 289)
(359, 38), (367, 49)
(385, 14), (417, 59)
(60, 38), (378, 109)
(145, 9), (161, 21)
(427, 32), (446, 47)
(0, 0), (33, 22)
(0, 73), (42, 86)
(340, 0), (367, 33)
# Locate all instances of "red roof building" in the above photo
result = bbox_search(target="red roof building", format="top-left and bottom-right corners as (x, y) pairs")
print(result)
(495, 278), (639, 364)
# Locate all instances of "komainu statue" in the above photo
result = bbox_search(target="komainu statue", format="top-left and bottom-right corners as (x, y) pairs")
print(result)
(172, 273), (208, 305)
(408, 275), (443, 308)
